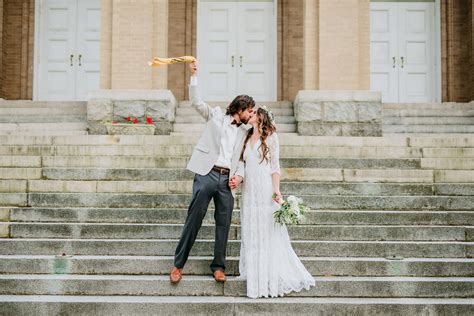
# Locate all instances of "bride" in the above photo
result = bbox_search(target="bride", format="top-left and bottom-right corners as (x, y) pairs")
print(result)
(236, 106), (315, 298)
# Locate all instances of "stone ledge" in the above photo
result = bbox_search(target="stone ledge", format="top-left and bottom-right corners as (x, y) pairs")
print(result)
(87, 90), (177, 135)
(294, 90), (382, 136)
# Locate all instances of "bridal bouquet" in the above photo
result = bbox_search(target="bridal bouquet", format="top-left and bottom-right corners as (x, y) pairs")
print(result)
(272, 194), (310, 225)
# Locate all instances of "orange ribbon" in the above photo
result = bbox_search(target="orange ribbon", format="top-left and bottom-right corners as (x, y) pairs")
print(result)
(148, 56), (196, 67)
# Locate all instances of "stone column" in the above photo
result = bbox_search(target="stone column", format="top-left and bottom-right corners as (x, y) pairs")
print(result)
(100, 0), (168, 90)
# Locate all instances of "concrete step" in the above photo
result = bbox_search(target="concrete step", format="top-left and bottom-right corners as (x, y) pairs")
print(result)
(0, 122), (87, 131)
(0, 101), (86, 109)
(10, 180), (474, 196)
(0, 275), (472, 297)
(0, 255), (472, 277)
(0, 107), (86, 116)
(8, 207), (474, 226)
(383, 125), (474, 134)
(0, 131), (88, 136)
(0, 115), (86, 123)
(0, 145), (426, 158)
(173, 123), (297, 133)
(383, 102), (474, 110)
(176, 107), (294, 116)
(384, 117), (474, 125)
(174, 115), (296, 124)
(2, 134), (474, 148)
(383, 109), (474, 117)
(178, 101), (293, 108)
(21, 192), (474, 210)
(35, 157), (423, 170)
(1, 238), (471, 258)
(0, 296), (472, 315)
(8, 222), (471, 241)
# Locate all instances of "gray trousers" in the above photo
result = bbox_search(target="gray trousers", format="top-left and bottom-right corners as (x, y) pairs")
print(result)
(174, 169), (234, 272)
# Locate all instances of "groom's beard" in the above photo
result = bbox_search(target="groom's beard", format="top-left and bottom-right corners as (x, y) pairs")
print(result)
(240, 118), (249, 124)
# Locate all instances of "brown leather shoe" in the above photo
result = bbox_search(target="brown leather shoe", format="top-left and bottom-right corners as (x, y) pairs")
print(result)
(213, 270), (226, 282)
(170, 267), (183, 284)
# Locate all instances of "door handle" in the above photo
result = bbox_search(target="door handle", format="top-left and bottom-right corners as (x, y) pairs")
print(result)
(392, 56), (396, 68)
(78, 54), (82, 66)
(239, 56), (243, 67)
(400, 56), (404, 69)
(70, 54), (74, 66)
(231, 55), (234, 67)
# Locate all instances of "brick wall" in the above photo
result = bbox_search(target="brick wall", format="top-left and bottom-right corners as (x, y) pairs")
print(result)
(441, 0), (473, 102)
(1, 0), (34, 100)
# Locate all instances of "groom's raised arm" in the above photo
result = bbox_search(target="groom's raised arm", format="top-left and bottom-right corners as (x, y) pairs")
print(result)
(188, 62), (218, 121)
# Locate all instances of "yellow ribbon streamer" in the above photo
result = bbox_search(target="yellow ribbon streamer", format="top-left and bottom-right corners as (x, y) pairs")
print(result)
(148, 56), (196, 67)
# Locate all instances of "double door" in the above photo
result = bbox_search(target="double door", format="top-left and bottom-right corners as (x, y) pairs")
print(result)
(370, 2), (435, 103)
(197, 1), (276, 101)
(37, 0), (100, 101)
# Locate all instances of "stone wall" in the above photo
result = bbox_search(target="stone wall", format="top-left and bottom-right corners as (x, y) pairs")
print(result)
(294, 90), (382, 137)
(0, 0), (34, 100)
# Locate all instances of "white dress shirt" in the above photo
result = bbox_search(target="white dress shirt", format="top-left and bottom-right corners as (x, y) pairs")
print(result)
(190, 76), (239, 170)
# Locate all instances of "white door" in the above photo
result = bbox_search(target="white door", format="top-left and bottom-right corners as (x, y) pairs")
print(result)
(198, 1), (238, 101)
(75, 0), (101, 100)
(370, 2), (435, 103)
(37, 0), (100, 101)
(198, 0), (276, 101)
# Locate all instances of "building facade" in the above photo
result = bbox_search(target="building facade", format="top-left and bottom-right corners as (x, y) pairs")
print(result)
(0, 0), (473, 103)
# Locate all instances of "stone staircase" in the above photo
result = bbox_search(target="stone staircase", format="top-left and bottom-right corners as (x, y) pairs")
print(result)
(383, 102), (474, 134)
(0, 133), (473, 314)
(0, 101), (88, 135)
(173, 101), (297, 134)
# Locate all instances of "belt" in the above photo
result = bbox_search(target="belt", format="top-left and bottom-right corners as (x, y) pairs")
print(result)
(212, 165), (230, 175)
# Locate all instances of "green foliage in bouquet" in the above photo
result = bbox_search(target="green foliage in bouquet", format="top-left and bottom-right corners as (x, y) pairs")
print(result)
(272, 194), (310, 225)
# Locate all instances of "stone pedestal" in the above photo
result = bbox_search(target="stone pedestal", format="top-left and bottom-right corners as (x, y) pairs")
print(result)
(87, 90), (177, 135)
(294, 91), (382, 136)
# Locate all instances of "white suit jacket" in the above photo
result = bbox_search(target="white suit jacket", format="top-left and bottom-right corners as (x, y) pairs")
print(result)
(186, 82), (249, 197)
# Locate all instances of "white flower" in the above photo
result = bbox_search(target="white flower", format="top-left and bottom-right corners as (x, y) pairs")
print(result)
(287, 195), (298, 205)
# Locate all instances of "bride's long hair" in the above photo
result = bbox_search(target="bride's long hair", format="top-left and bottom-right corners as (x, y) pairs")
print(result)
(240, 107), (276, 163)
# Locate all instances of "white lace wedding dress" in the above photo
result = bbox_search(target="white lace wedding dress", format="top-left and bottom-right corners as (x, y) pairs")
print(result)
(237, 132), (315, 299)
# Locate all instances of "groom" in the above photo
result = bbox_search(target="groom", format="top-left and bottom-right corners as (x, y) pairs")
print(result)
(170, 61), (255, 284)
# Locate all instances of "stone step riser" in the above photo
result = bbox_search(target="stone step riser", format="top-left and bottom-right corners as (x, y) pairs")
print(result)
(0, 123), (87, 131)
(174, 116), (296, 124)
(2, 135), (474, 148)
(1, 239), (471, 258)
(3, 180), (474, 196)
(173, 123), (297, 133)
(0, 116), (86, 123)
(2, 146), (472, 158)
(9, 208), (474, 226)
(5, 157), (471, 170)
(0, 257), (472, 277)
(383, 109), (474, 117)
(9, 223), (471, 241)
(178, 101), (293, 108)
(16, 193), (474, 210)
(0, 131), (88, 136)
(0, 277), (471, 298)
(383, 125), (474, 133)
(382, 102), (474, 110)
(1, 299), (472, 316)
(384, 117), (474, 125)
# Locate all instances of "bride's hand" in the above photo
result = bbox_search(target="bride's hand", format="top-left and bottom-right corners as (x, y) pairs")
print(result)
(273, 190), (282, 203)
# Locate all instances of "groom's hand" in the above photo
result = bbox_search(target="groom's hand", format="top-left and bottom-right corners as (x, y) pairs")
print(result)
(229, 175), (243, 189)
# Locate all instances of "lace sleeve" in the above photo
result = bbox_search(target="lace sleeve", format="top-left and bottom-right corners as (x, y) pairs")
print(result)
(269, 132), (281, 175)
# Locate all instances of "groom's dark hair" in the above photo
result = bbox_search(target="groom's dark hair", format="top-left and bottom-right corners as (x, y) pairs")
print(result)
(226, 95), (255, 115)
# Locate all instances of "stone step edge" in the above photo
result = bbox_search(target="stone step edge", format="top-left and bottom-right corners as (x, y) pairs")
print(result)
(1, 255), (473, 263)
